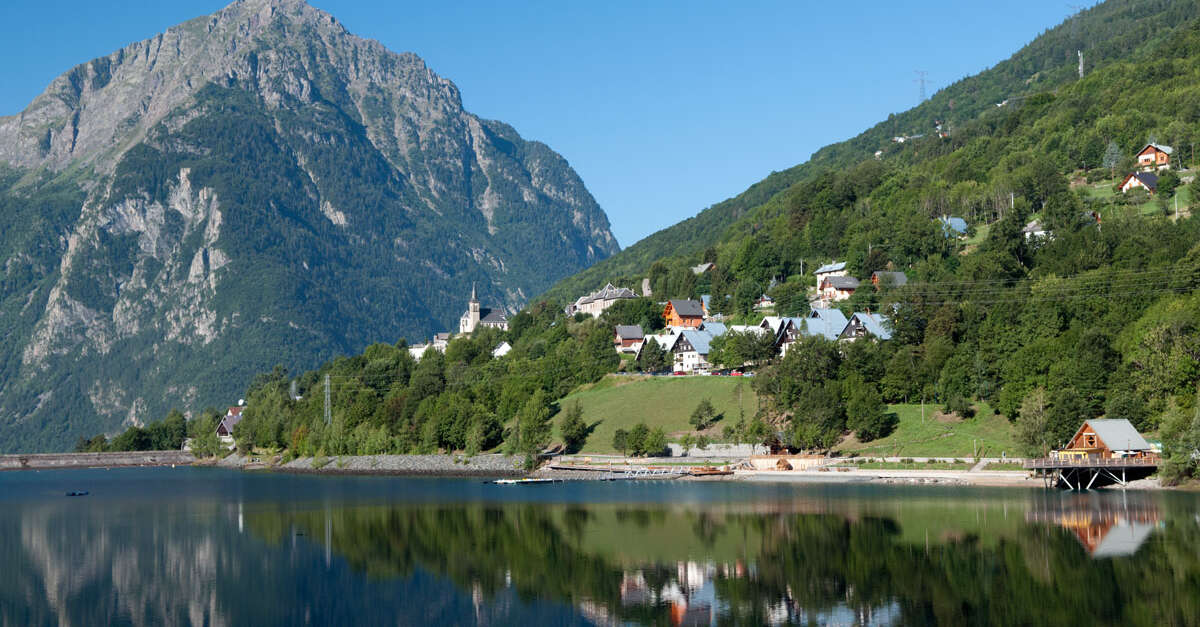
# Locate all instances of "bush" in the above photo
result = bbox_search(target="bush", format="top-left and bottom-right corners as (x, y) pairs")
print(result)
(943, 395), (975, 419)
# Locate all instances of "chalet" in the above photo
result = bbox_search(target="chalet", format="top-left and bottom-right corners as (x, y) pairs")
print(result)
(614, 325), (645, 353)
(670, 329), (716, 373)
(753, 294), (775, 311)
(459, 285), (508, 334)
(813, 261), (848, 285)
(819, 276), (859, 303)
(492, 342), (512, 358)
(764, 308), (849, 355)
(1119, 171), (1158, 194)
(566, 283), (637, 317)
(216, 406), (244, 440)
(1022, 219), (1047, 240)
(663, 299), (705, 328)
(840, 312), (892, 341)
(938, 215), (968, 238)
(870, 271), (907, 289)
(1057, 419), (1155, 461)
(1136, 143), (1173, 171)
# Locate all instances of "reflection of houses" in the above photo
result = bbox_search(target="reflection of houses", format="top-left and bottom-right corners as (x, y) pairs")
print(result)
(1026, 494), (1162, 557)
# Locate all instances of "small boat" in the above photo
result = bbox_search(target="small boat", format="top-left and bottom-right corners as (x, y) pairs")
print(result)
(688, 468), (734, 477)
(489, 478), (564, 485)
(65, 491), (89, 497)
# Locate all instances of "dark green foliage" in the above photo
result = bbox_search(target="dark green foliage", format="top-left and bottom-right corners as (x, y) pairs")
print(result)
(789, 381), (845, 452)
(560, 402), (588, 453)
(643, 427), (668, 457)
(636, 339), (669, 373)
(627, 423), (650, 457)
(689, 398), (718, 431)
(846, 383), (896, 442)
(942, 395), (975, 420)
(612, 429), (629, 456)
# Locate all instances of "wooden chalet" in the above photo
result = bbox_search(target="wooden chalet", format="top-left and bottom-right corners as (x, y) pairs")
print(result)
(1059, 419), (1155, 461)
(1135, 143), (1173, 171)
(1119, 171), (1158, 194)
(663, 299), (705, 328)
(1027, 419), (1159, 489)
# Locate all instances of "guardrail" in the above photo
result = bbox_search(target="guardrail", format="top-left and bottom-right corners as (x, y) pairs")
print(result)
(1025, 456), (1159, 470)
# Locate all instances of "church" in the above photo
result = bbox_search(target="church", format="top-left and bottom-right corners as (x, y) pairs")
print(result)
(459, 285), (509, 334)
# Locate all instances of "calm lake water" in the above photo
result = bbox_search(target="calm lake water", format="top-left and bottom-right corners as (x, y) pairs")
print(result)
(1, 468), (1197, 626)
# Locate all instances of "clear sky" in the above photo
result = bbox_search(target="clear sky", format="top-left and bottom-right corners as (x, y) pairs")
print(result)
(0, 1), (1081, 247)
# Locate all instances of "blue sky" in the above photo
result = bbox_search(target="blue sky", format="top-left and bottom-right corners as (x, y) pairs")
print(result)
(0, 1), (1080, 247)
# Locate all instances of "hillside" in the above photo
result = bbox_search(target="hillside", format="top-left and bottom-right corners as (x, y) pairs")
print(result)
(543, 0), (1200, 305)
(0, 0), (617, 452)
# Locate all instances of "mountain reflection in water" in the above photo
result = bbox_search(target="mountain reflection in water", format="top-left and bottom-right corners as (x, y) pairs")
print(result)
(2, 468), (1199, 626)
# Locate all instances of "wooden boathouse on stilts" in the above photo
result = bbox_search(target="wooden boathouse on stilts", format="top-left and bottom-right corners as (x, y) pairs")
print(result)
(1025, 419), (1160, 490)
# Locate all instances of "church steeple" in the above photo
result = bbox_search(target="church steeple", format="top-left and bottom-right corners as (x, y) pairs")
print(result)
(470, 282), (478, 304)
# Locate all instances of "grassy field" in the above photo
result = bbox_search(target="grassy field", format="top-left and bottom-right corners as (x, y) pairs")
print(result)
(836, 403), (1019, 458)
(553, 375), (758, 454)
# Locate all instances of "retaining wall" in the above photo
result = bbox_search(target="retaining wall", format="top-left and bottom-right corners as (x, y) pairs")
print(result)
(0, 451), (196, 470)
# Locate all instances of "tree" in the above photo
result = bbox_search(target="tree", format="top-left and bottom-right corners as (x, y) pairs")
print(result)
(1158, 169), (1181, 200)
(790, 381), (845, 452)
(689, 398), (718, 430)
(1159, 392), (1200, 484)
(560, 402), (588, 453)
(679, 433), (695, 456)
(846, 383), (896, 442)
(643, 427), (668, 457)
(627, 423), (650, 456)
(612, 429), (629, 457)
(1102, 140), (1122, 178)
(1016, 387), (1052, 457)
(516, 390), (553, 468)
(637, 339), (669, 373)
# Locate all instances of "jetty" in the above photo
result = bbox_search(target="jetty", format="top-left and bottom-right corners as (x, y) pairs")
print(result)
(1025, 419), (1159, 489)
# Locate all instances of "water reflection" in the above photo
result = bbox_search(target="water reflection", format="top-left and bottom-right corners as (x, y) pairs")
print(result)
(3, 471), (1199, 626)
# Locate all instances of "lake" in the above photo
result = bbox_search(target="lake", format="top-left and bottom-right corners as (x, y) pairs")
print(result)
(1, 467), (1197, 626)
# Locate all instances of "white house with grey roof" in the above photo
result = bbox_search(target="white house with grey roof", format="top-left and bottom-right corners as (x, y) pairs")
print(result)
(566, 283), (637, 317)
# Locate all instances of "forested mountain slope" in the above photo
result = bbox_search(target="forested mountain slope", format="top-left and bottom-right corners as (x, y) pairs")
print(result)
(544, 0), (1200, 304)
(0, 0), (617, 452)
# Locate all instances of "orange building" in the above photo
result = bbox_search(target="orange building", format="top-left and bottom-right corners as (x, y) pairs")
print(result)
(1135, 143), (1172, 170)
(663, 299), (704, 328)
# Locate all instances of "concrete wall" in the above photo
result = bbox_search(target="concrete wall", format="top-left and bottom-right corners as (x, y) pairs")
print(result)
(0, 451), (196, 470)
(666, 443), (768, 458)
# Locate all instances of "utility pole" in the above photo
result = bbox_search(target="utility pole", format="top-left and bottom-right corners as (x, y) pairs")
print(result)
(913, 70), (930, 103)
(324, 374), (331, 425)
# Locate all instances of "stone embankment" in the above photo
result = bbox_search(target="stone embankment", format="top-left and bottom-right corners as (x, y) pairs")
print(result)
(219, 453), (527, 477)
(0, 450), (196, 470)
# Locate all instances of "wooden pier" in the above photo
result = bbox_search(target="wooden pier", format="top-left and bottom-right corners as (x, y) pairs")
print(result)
(1025, 456), (1158, 490)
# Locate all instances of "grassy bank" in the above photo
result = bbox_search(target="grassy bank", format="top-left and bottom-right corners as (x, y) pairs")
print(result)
(836, 403), (1019, 458)
(553, 375), (758, 454)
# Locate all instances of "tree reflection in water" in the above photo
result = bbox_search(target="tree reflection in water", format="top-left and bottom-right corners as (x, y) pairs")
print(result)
(254, 490), (1199, 626)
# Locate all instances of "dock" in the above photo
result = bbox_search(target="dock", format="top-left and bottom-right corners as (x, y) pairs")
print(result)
(1025, 457), (1158, 489)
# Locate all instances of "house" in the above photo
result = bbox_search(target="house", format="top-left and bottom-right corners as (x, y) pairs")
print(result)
(813, 261), (848, 285)
(819, 276), (859, 303)
(1119, 171), (1158, 194)
(566, 283), (637, 317)
(1136, 143), (1173, 171)
(459, 285), (508, 334)
(1022, 220), (1047, 240)
(663, 299), (705, 328)
(1057, 419), (1156, 460)
(753, 294), (775, 311)
(937, 215), (968, 238)
(840, 312), (892, 341)
(614, 325), (645, 353)
(216, 406), (244, 440)
(670, 329), (718, 373)
(870, 271), (908, 289)
(691, 262), (715, 275)
(492, 342), (512, 358)
(765, 308), (849, 355)
(408, 333), (451, 362)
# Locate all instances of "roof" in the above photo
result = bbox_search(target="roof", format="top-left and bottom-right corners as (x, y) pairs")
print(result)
(759, 316), (787, 335)
(679, 329), (714, 355)
(576, 282), (636, 305)
(434, 332), (451, 342)
(1138, 143), (1174, 155)
(700, 322), (727, 336)
(822, 276), (860, 290)
(480, 308), (508, 324)
(871, 271), (908, 287)
(667, 299), (705, 318)
(614, 325), (644, 340)
(1128, 171), (1159, 190)
(814, 261), (846, 275)
(492, 342), (512, 357)
(691, 262), (715, 275)
(700, 294), (712, 310)
(1022, 220), (1045, 234)
(1091, 523), (1156, 558)
(938, 216), (968, 236)
(227, 406), (244, 417)
(849, 312), (892, 340)
(809, 307), (849, 327)
(800, 316), (845, 341)
(1084, 419), (1152, 451)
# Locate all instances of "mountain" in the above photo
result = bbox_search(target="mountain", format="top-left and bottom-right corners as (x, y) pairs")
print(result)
(543, 0), (1200, 304)
(0, 0), (618, 452)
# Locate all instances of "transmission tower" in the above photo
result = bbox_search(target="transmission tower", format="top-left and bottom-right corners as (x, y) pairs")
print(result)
(324, 373), (331, 425)
(914, 70), (930, 102)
